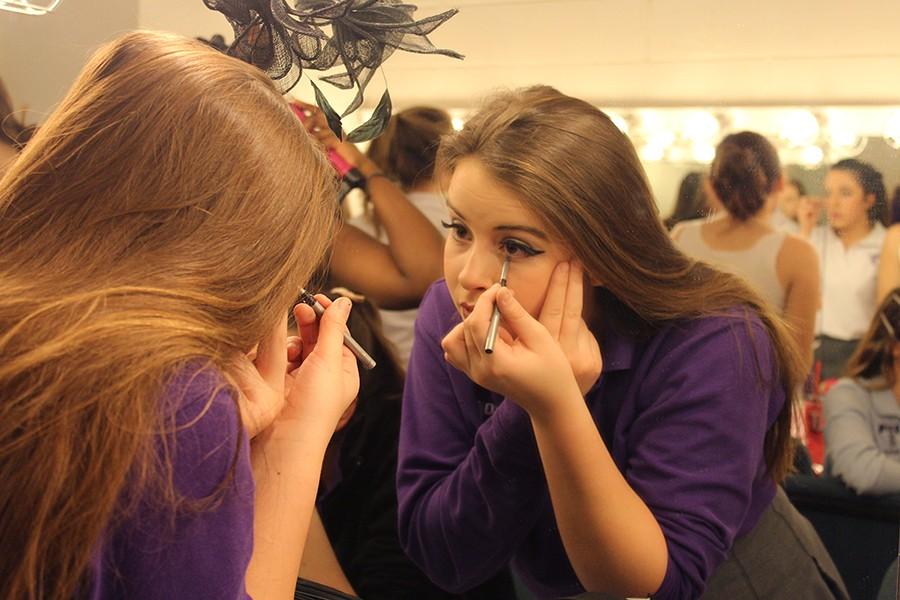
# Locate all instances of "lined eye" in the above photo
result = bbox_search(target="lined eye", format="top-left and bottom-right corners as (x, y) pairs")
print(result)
(501, 238), (542, 258)
(441, 220), (469, 241)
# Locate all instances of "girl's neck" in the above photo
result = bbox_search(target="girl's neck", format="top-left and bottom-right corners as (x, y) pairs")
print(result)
(834, 219), (874, 248)
(721, 211), (773, 231)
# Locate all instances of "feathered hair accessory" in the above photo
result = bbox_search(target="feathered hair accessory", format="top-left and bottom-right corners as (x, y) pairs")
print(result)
(203, 0), (463, 141)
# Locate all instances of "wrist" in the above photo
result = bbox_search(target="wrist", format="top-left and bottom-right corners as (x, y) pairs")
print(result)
(355, 157), (382, 178)
(253, 417), (336, 453)
(364, 171), (391, 191)
(523, 381), (586, 428)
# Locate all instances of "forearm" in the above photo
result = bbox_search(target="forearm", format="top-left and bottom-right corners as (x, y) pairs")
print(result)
(298, 510), (355, 595)
(830, 443), (900, 495)
(529, 390), (668, 597)
(248, 428), (332, 599)
(359, 158), (443, 285)
(398, 401), (544, 592)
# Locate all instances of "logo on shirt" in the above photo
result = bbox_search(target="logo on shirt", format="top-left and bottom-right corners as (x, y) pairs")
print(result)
(878, 421), (900, 453)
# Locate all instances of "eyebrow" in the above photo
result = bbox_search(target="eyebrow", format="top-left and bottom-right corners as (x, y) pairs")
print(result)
(446, 200), (549, 240)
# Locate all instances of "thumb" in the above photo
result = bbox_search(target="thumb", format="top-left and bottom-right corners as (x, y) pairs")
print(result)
(495, 288), (549, 347)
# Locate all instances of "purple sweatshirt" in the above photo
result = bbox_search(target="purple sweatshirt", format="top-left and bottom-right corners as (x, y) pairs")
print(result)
(397, 281), (784, 600)
(90, 366), (254, 600)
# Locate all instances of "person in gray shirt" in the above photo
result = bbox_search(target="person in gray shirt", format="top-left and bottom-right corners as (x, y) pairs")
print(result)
(824, 288), (900, 495)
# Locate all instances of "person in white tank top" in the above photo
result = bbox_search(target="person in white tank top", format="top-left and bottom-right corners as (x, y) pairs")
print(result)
(672, 131), (820, 371)
(348, 106), (454, 366)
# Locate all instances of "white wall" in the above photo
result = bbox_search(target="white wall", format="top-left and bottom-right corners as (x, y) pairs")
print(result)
(137, 0), (230, 42)
(4, 0), (900, 211)
(377, 0), (900, 109)
(0, 0), (138, 118)
(7, 0), (900, 116)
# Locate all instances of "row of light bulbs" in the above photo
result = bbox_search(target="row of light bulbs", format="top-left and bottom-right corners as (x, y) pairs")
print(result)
(444, 106), (900, 168)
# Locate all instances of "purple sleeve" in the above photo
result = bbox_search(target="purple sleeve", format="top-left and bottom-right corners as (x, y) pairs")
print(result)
(396, 283), (546, 593)
(95, 367), (254, 600)
(628, 317), (781, 600)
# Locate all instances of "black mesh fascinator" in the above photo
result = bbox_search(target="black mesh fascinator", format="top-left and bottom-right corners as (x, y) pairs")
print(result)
(203, 0), (463, 142)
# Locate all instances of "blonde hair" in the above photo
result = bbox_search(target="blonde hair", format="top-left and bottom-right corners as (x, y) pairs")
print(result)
(439, 86), (804, 483)
(0, 31), (337, 599)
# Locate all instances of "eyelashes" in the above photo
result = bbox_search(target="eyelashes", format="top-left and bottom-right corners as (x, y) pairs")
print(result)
(500, 239), (543, 258)
(441, 220), (545, 258)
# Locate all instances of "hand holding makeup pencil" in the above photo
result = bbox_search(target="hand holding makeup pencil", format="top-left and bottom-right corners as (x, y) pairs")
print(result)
(442, 261), (601, 419)
(235, 295), (360, 442)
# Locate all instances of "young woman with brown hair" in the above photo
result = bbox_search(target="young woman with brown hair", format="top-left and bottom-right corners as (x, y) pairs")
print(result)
(0, 31), (359, 599)
(396, 86), (847, 599)
(673, 131), (820, 370)
(798, 159), (888, 379)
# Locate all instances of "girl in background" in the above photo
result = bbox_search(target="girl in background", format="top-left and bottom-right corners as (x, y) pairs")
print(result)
(798, 159), (887, 380)
(673, 131), (819, 369)
(355, 107), (453, 364)
(824, 289), (900, 495)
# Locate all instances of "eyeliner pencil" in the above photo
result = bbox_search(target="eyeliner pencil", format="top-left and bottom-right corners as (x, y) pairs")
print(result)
(298, 289), (377, 370)
(484, 257), (510, 354)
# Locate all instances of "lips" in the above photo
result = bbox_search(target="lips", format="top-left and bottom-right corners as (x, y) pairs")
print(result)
(459, 302), (475, 317)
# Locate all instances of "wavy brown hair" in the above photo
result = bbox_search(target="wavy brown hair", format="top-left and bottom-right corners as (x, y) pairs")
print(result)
(438, 86), (804, 483)
(0, 31), (338, 599)
(845, 288), (900, 387)
(365, 105), (452, 191)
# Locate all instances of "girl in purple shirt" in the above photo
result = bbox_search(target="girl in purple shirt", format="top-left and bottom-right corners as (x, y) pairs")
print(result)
(0, 32), (359, 600)
(397, 87), (848, 599)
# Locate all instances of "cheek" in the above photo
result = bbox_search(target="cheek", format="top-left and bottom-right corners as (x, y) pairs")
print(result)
(508, 263), (557, 318)
(443, 241), (464, 287)
(840, 198), (866, 222)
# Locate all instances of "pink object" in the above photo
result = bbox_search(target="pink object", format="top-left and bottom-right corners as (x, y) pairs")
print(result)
(290, 103), (353, 177)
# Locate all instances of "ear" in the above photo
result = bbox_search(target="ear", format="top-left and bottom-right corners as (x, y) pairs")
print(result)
(865, 192), (877, 209)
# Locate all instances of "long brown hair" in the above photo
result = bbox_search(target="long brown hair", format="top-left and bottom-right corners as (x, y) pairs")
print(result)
(365, 106), (452, 191)
(438, 86), (804, 483)
(0, 31), (338, 599)
(845, 288), (900, 387)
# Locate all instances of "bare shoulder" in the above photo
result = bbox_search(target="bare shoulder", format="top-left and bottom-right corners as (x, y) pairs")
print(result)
(779, 233), (819, 269)
(883, 224), (900, 247)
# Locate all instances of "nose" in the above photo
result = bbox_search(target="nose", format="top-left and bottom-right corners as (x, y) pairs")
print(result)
(457, 246), (504, 292)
